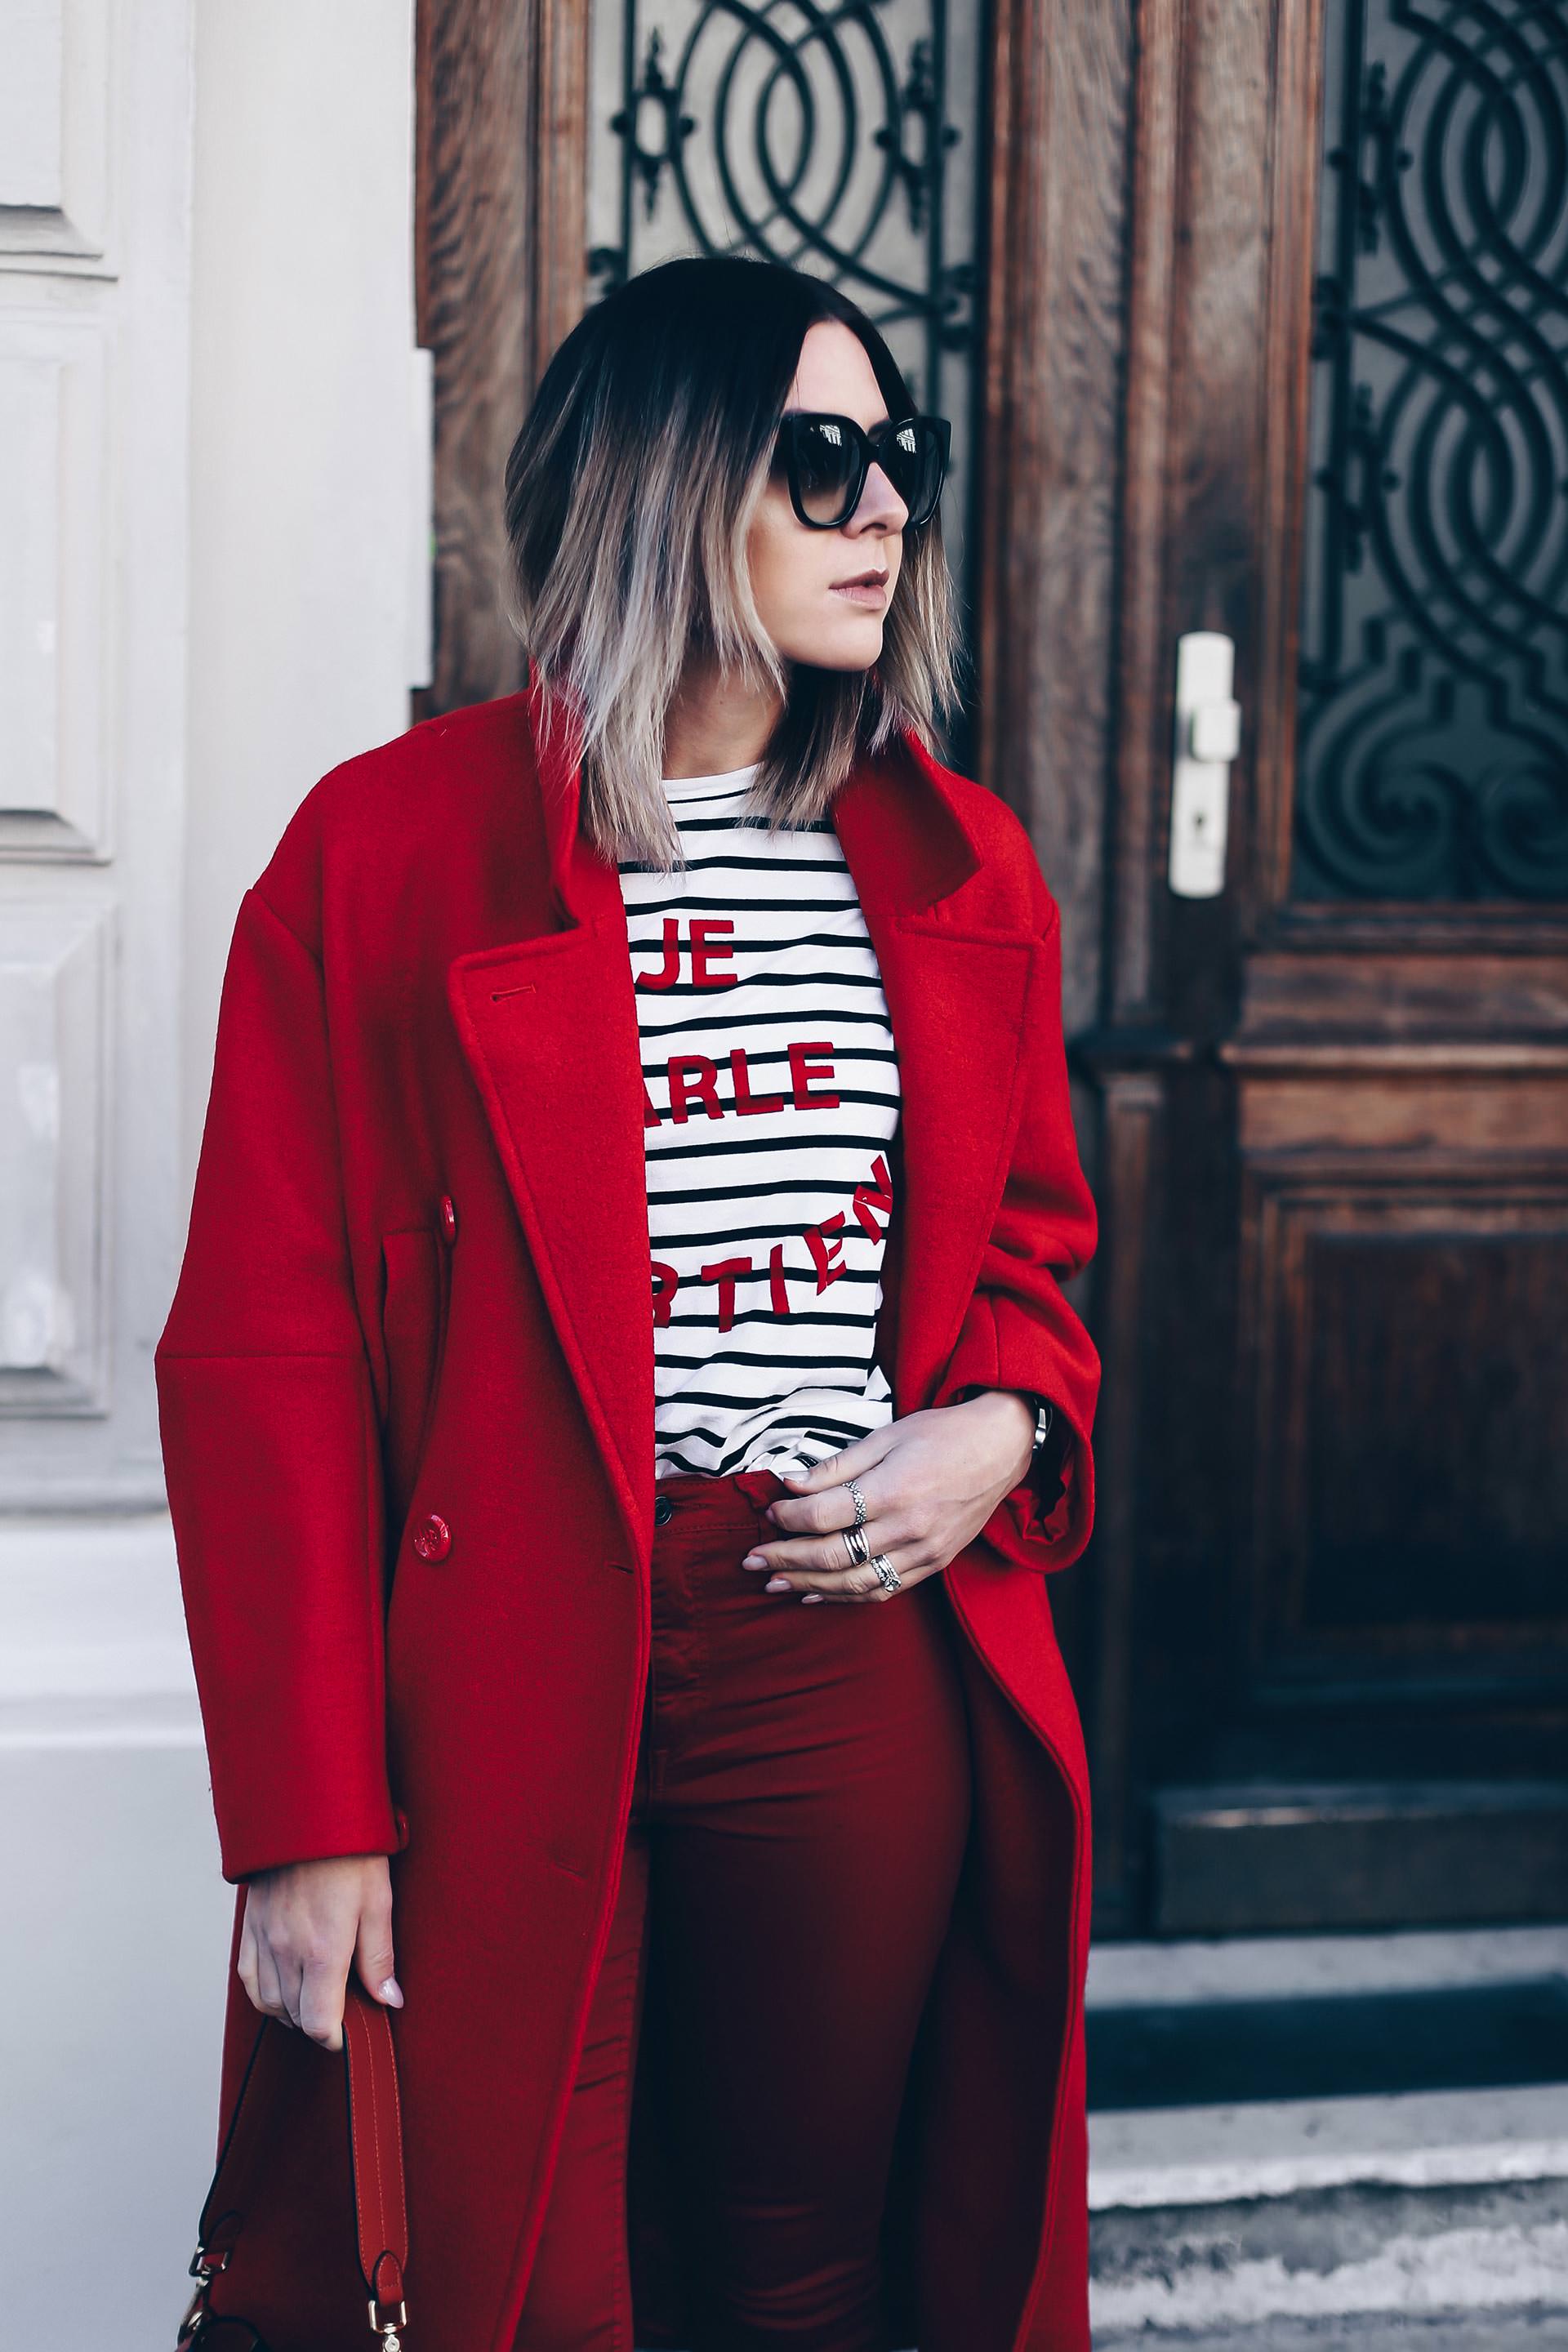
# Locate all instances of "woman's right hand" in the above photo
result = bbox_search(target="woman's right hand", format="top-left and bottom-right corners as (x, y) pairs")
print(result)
(238, 1854), (403, 2051)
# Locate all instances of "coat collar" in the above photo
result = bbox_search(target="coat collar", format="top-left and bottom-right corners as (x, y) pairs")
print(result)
(448, 676), (1040, 1562)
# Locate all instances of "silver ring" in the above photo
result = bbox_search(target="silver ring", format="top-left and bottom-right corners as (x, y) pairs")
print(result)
(869, 1553), (901, 1592)
(843, 1523), (871, 1567)
(844, 1478), (867, 1528)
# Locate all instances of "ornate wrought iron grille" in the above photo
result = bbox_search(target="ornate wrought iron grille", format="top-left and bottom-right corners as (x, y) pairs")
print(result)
(586, 0), (984, 662)
(1294, 0), (1568, 902)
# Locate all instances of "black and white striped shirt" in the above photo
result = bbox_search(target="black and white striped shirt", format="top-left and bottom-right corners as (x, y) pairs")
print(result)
(618, 764), (902, 1481)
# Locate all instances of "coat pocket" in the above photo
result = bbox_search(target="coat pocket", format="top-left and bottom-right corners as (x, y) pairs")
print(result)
(379, 1225), (451, 1541)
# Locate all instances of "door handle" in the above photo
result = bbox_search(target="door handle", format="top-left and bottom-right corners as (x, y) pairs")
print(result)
(1169, 632), (1241, 899)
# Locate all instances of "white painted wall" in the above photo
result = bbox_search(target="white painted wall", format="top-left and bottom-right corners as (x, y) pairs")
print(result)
(182, 0), (430, 1165)
(0, 5), (428, 2341)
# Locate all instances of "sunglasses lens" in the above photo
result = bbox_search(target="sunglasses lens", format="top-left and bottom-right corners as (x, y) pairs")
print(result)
(790, 417), (862, 524)
(882, 420), (947, 525)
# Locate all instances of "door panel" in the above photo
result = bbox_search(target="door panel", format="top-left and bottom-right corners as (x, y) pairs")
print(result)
(1085, 0), (1568, 1933)
(0, 0), (195, 1499)
(1246, 1185), (1568, 1663)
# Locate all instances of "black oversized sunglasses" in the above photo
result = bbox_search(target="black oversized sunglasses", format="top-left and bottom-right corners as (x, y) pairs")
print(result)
(772, 411), (951, 531)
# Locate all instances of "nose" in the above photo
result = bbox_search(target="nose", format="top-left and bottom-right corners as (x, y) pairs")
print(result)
(846, 459), (907, 534)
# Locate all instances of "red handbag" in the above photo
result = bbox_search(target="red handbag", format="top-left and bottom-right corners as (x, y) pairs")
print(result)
(176, 1976), (411, 2349)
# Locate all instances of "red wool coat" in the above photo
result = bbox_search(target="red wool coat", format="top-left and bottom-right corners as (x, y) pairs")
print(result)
(155, 681), (1102, 2352)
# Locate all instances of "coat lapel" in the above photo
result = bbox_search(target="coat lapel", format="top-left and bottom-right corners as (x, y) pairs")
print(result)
(448, 683), (1041, 1557)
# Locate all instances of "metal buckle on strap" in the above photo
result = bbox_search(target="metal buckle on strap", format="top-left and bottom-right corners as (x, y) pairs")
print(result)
(179, 2243), (229, 2340)
(369, 2295), (408, 2347)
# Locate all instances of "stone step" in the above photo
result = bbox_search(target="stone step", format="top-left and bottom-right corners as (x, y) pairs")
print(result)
(1094, 2312), (1568, 2350)
(1085, 1926), (1568, 2186)
(1150, 1782), (1568, 1939)
(1085, 1928), (1568, 2341)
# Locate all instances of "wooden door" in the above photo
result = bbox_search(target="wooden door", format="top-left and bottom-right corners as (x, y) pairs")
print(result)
(1082, 0), (1568, 1936)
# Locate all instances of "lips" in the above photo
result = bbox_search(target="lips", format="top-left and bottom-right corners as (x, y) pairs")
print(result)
(832, 569), (889, 590)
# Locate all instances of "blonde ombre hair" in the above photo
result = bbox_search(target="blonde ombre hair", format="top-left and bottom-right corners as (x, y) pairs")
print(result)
(502, 253), (965, 873)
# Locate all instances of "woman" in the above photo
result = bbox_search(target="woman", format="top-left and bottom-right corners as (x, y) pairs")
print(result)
(157, 253), (1100, 2352)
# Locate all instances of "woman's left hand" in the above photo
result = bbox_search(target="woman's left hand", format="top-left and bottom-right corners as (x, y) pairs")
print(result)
(741, 1391), (1038, 1602)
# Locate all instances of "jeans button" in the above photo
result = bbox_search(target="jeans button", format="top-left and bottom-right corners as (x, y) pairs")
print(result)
(653, 1493), (675, 1526)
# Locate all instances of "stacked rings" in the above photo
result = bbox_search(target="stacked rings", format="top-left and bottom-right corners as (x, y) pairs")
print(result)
(838, 1477), (897, 1590)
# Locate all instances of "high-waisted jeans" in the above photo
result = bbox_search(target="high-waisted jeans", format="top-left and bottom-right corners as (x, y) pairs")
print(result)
(512, 1464), (973, 2352)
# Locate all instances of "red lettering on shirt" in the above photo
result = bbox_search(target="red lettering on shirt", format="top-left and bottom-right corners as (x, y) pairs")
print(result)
(730, 1046), (786, 1116)
(668, 1054), (722, 1122)
(852, 1152), (894, 1239)
(633, 918), (682, 991)
(700, 1254), (751, 1330)
(690, 918), (737, 988)
(644, 1040), (840, 1127)
(768, 1241), (790, 1314)
(631, 915), (738, 992)
(789, 1040), (839, 1108)
(805, 1214), (847, 1291)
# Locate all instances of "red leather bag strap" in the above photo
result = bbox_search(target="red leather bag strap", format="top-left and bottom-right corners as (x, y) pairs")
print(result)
(341, 1976), (411, 2324)
(184, 1976), (410, 2344)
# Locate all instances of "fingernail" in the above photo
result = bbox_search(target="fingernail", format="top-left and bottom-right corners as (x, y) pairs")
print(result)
(800, 1592), (823, 1605)
(380, 1977), (403, 2006)
(741, 1552), (767, 1569)
(764, 1576), (791, 1592)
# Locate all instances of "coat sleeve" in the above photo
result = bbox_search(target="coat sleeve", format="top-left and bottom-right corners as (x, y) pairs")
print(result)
(928, 903), (1100, 1573)
(155, 881), (399, 1884)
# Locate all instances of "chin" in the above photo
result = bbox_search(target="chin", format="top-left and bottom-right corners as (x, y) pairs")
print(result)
(792, 624), (886, 675)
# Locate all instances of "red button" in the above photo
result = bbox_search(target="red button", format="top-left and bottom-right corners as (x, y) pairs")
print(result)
(412, 1512), (451, 1562)
(439, 1194), (457, 1244)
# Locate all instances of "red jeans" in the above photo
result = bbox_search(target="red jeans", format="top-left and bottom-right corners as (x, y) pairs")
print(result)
(514, 1466), (973, 2352)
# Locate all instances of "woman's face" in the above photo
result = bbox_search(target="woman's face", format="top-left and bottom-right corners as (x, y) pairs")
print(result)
(746, 319), (910, 672)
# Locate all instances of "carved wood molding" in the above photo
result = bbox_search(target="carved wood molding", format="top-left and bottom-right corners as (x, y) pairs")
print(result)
(414, 0), (590, 718)
(1080, 1067), (1169, 1930)
(1250, 0), (1325, 924)
(974, 0), (1133, 1040)
(1105, 0), (1187, 1029)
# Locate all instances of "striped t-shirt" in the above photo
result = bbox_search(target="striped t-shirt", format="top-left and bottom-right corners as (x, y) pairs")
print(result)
(618, 763), (902, 1481)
